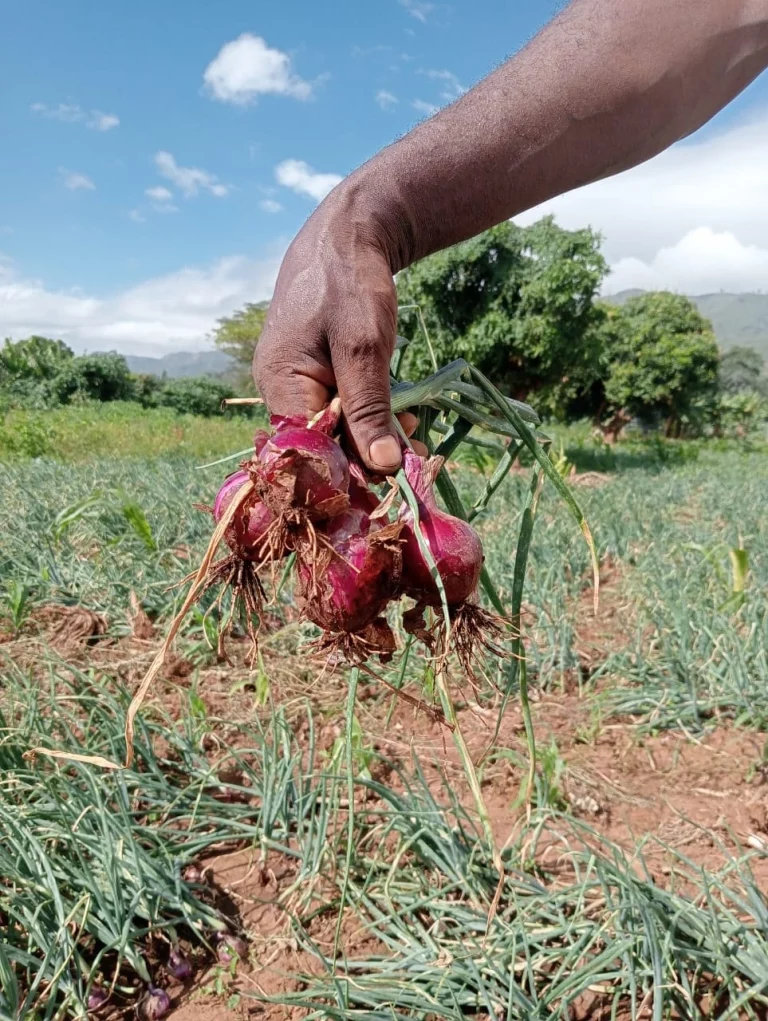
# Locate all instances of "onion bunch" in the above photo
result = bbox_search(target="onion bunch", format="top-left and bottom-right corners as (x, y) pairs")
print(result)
(204, 408), (503, 672)
(202, 401), (352, 649)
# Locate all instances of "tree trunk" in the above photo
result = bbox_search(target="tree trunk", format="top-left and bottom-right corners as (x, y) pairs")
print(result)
(594, 407), (631, 445)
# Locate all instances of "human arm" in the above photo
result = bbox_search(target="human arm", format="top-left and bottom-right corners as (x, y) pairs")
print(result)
(255, 0), (768, 471)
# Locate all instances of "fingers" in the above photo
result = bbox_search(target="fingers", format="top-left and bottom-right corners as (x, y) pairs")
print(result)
(397, 412), (419, 437)
(253, 332), (333, 420)
(397, 412), (428, 458)
(330, 330), (401, 474)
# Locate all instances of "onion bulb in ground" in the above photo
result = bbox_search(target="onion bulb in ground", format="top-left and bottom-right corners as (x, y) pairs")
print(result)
(399, 450), (507, 686)
(298, 481), (403, 662)
(87, 987), (108, 1012)
(168, 947), (192, 980)
(141, 987), (170, 1020)
(216, 932), (248, 965)
(182, 863), (203, 884)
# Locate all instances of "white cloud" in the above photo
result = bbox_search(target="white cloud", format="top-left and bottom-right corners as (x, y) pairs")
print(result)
(32, 103), (119, 130)
(154, 151), (230, 198)
(275, 159), (342, 202)
(59, 169), (95, 191)
(0, 252), (283, 356)
(88, 111), (120, 131)
(419, 68), (465, 101)
(376, 90), (398, 110)
(133, 187), (178, 220)
(515, 109), (768, 291)
(203, 33), (312, 105)
(145, 186), (173, 202)
(606, 228), (768, 296)
(32, 102), (82, 123)
(260, 198), (283, 213)
(399, 0), (435, 23)
(412, 99), (438, 117)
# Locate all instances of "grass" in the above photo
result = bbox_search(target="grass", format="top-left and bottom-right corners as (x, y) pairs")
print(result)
(6, 663), (768, 1019)
(0, 401), (262, 461)
(0, 663), (331, 1019)
(2, 411), (767, 726)
(3, 403), (768, 1017)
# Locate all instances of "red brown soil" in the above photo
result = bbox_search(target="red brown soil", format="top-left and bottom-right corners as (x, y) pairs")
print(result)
(10, 562), (768, 1020)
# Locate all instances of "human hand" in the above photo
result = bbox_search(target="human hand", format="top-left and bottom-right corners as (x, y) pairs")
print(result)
(254, 185), (417, 473)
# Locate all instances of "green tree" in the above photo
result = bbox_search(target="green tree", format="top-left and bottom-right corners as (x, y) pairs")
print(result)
(0, 335), (74, 383)
(396, 217), (609, 416)
(155, 376), (238, 417)
(53, 352), (136, 404)
(0, 335), (74, 409)
(213, 301), (269, 370)
(599, 293), (720, 437)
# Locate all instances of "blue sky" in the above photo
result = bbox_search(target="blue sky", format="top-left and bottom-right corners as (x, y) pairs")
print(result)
(2, 0), (768, 355)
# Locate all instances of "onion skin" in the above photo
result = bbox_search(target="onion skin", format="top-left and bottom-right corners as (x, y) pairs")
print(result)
(301, 482), (402, 634)
(216, 933), (248, 964)
(260, 425), (349, 510)
(253, 429), (269, 456)
(141, 988), (170, 1020)
(399, 451), (483, 607)
(168, 948), (192, 980)
(214, 470), (274, 561)
(324, 480), (380, 543)
(87, 987), (108, 1012)
(213, 469), (248, 522)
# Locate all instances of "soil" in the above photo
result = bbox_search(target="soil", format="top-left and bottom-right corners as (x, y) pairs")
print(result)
(9, 562), (768, 1020)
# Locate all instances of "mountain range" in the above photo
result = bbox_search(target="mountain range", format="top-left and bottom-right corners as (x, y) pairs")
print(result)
(125, 350), (235, 378)
(124, 292), (768, 379)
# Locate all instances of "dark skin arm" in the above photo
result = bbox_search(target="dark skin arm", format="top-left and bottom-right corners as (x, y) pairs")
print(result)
(255, 0), (768, 471)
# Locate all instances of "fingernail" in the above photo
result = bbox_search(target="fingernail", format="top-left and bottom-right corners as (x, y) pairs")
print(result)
(369, 435), (401, 470)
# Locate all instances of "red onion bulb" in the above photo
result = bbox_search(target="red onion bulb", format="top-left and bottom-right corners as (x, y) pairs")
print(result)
(216, 932), (248, 964)
(214, 470), (273, 560)
(87, 987), (108, 1012)
(260, 424), (349, 510)
(301, 482), (400, 634)
(141, 987), (170, 1020)
(168, 947), (192, 980)
(399, 451), (483, 607)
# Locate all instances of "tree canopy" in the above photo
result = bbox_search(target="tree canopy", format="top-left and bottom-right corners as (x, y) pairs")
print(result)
(212, 301), (269, 369)
(396, 217), (609, 417)
(598, 293), (720, 434)
(0, 335), (73, 383)
(0, 337), (243, 418)
(53, 352), (137, 404)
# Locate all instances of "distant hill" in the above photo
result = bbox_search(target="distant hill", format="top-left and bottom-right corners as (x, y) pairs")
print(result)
(125, 350), (236, 379)
(605, 290), (768, 359)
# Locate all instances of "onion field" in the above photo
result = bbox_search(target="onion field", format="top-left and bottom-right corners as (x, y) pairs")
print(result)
(2, 405), (768, 1021)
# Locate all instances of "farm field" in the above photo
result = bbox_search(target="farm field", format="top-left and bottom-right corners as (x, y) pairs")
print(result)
(2, 404), (768, 1021)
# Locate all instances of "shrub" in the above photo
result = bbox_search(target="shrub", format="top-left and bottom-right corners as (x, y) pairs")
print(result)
(53, 353), (136, 404)
(154, 376), (237, 417)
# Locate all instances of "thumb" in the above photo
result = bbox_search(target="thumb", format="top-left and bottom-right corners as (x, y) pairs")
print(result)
(330, 331), (401, 473)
